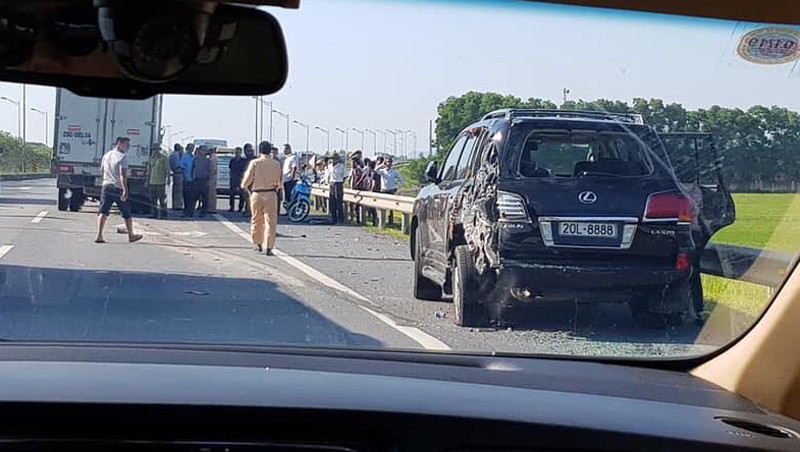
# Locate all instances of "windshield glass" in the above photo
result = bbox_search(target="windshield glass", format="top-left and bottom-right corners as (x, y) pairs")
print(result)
(0, 0), (798, 360)
(514, 130), (654, 177)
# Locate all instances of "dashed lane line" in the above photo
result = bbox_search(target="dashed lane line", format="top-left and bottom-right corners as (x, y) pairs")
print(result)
(213, 213), (451, 351)
(31, 211), (48, 224)
(0, 245), (13, 260)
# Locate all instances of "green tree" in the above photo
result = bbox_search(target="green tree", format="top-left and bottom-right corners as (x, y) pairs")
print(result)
(428, 91), (800, 193)
(0, 132), (50, 174)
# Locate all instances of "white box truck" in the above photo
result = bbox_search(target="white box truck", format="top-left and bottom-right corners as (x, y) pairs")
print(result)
(53, 88), (163, 212)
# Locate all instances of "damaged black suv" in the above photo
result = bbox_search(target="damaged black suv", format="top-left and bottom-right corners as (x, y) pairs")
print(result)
(411, 109), (734, 327)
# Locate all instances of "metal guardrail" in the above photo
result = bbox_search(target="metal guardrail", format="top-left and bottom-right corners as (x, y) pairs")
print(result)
(311, 184), (796, 288)
(311, 183), (415, 232)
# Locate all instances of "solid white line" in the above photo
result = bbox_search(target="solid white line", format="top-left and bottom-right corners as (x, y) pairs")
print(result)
(31, 211), (48, 224)
(359, 305), (451, 351)
(0, 245), (13, 261)
(213, 213), (451, 351)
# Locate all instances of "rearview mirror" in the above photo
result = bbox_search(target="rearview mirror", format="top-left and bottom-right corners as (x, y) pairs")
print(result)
(424, 161), (440, 184)
(0, 1), (289, 99)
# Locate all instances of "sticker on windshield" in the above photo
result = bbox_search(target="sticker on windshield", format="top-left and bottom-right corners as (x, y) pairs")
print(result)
(737, 27), (800, 64)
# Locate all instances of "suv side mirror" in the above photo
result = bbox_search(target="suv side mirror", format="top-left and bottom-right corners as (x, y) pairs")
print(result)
(424, 161), (440, 184)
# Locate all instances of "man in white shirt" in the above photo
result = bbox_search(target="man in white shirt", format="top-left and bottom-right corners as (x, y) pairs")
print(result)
(327, 153), (346, 224)
(95, 137), (143, 244)
(282, 144), (299, 207)
(378, 158), (404, 194)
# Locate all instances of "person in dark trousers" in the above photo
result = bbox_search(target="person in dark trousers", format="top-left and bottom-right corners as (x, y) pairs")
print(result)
(327, 153), (346, 224)
(366, 159), (379, 226)
(95, 137), (142, 244)
(180, 143), (195, 218)
(228, 147), (247, 212)
(189, 146), (211, 218)
(242, 143), (256, 217)
(169, 143), (184, 211)
(145, 144), (169, 219)
(282, 143), (299, 210)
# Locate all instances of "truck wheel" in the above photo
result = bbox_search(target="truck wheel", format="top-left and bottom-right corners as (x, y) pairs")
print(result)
(68, 188), (84, 212)
(453, 245), (488, 327)
(413, 233), (441, 301)
(57, 189), (69, 211)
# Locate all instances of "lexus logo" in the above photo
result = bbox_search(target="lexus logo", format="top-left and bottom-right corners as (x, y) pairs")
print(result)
(578, 191), (597, 204)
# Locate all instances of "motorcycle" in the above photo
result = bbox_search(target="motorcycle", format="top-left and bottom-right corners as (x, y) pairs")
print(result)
(286, 176), (311, 222)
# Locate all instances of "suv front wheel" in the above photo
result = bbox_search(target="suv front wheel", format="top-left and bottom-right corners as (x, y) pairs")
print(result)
(453, 245), (488, 327)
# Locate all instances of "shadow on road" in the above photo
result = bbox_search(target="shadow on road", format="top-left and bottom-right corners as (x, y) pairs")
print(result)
(0, 264), (382, 348)
(0, 197), (56, 206)
(498, 301), (711, 345)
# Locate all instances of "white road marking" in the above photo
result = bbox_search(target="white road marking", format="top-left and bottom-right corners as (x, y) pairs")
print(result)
(0, 245), (13, 261)
(213, 213), (451, 351)
(358, 305), (451, 351)
(174, 231), (209, 238)
(31, 211), (48, 224)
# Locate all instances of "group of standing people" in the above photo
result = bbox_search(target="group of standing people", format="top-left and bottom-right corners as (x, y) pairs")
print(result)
(226, 142), (300, 216)
(168, 143), (219, 219)
(319, 151), (404, 225)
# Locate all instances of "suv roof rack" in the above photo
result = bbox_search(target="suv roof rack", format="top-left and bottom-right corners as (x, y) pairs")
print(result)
(481, 109), (645, 125)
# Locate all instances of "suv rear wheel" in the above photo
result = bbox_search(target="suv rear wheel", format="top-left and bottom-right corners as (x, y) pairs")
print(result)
(629, 280), (692, 329)
(453, 245), (488, 327)
(413, 233), (442, 301)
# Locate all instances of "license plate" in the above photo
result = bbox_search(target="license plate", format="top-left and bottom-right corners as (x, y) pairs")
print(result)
(559, 222), (616, 237)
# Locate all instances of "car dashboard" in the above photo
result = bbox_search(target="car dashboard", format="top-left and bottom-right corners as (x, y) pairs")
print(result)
(0, 345), (795, 452)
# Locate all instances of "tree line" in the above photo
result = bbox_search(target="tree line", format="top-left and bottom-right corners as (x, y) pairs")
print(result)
(0, 132), (51, 174)
(414, 91), (800, 192)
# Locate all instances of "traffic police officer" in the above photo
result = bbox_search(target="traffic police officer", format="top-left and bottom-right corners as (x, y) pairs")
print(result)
(240, 141), (282, 255)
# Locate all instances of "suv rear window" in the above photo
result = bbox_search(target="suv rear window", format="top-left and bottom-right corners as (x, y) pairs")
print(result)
(515, 130), (654, 178)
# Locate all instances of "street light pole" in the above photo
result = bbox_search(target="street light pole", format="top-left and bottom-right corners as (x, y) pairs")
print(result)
(253, 96), (260, 145)
(351, 128), (365, 151)
(335, 128), (348, 152)
(315, 126), (330, 153)
(1, 97), (21, 138)
(293, 120), (310, 151)
(168, 130), (185, 149)
(260, 99), (273, 142)
(29, 108), (48, 147)
(385, 129), (398, 157)
(21, 84), (26, 144)
(273, 110), (290, 145)
(365, 129), (377, 155)
(376, 130), (387, 153)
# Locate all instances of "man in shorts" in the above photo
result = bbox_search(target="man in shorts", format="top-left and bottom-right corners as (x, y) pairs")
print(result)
(95, 137), (143, 244)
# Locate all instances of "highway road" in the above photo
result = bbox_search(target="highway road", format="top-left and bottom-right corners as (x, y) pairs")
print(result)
(0, 177), (732, 357)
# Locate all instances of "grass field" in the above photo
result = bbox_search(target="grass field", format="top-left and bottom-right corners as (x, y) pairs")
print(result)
(704, 193), (800, 326)
(711, 194), (800, 253)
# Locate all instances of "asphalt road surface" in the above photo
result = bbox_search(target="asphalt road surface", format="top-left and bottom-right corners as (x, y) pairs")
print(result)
(0, 177), (733, 357)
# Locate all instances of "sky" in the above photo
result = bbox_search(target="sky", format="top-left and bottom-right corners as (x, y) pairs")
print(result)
(0, 0), (798, 158)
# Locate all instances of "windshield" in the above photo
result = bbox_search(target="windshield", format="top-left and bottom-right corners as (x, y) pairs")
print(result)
(0, 0), (798, 360)
(514, 129), (654, 177)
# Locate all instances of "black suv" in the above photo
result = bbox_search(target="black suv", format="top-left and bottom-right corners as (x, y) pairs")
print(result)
(411, 109), (735, 327)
